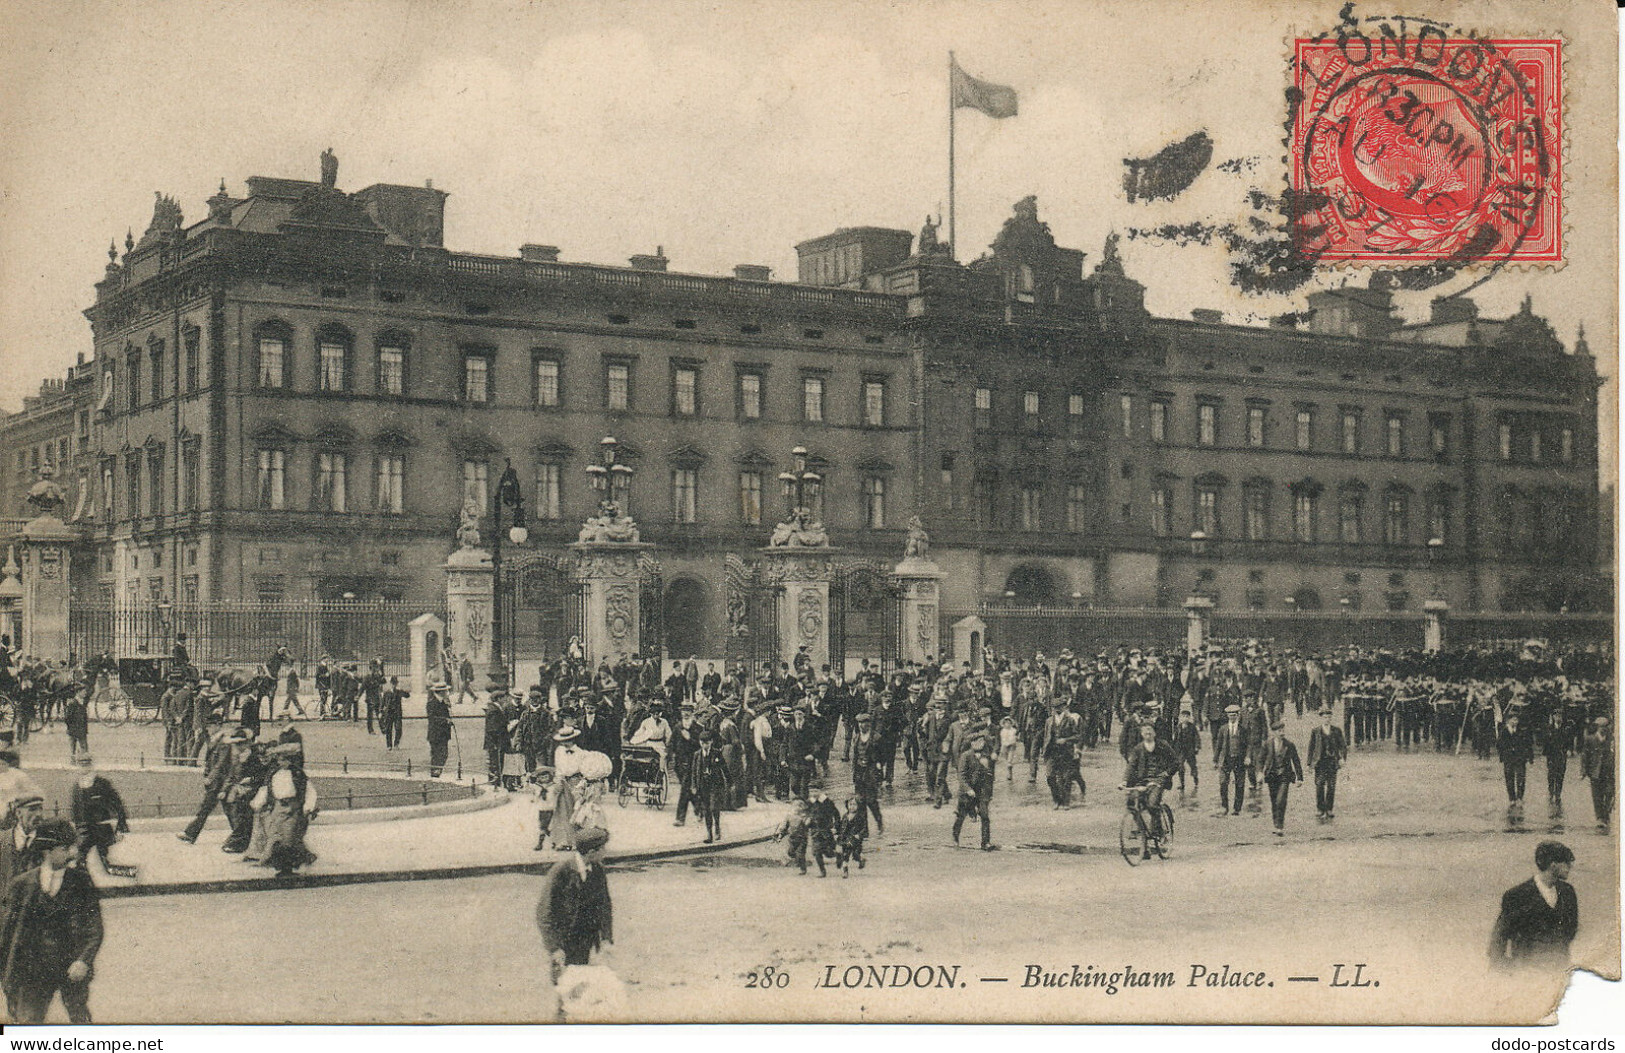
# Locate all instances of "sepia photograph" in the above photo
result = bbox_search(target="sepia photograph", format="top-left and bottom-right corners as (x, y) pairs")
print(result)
(0, 0), (1616, 1028)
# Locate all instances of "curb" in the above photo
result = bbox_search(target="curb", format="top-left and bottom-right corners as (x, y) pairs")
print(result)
(96, 829), (778, 899)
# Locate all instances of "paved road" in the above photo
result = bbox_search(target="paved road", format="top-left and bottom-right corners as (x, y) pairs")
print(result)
(73, 725), (1619, 1024)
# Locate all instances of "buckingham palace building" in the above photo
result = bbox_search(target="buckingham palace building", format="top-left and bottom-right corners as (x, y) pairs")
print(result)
(0, 153), (1606, 663)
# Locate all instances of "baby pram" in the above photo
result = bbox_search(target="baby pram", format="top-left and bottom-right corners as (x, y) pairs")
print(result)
(616, 744), (668, 808)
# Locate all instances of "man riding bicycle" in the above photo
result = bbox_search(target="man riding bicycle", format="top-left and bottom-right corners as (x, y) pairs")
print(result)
(1124, 718), (1178, 861)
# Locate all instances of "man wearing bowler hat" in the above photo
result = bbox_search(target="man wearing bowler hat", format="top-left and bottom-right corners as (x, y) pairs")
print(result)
(0, 819), (103, 1023)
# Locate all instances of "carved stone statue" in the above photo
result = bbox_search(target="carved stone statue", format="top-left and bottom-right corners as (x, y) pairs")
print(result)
(24, 468), (67, 519)
(903, 515), (930, 559)
(456, 496), (482, 550)
(918, 215), (941, 255)
(321, 148), (339, 189)
(577, 501), (641, 544)
(768, 508), (830, 548)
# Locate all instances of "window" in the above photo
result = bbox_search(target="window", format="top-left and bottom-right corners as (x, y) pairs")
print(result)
(1196, 486), (1220, 536)
(183, 329), (199, 392)
(98, 367), (116, 414)
(1120, 395), (1133, 439)
(1019, 485), (1043, 531)
(1066, 484), (1087, 532)
(1386, 414), (1404, 457)
(1013, 263), (1035, 303)
(1023, 390), (1040, 419)
(1151, 486), (1172, 537)
(1499, 422), (1513, 461)
(462, 460), (488, 511)
(1339, 492), (1363, 543)
(1150, 401), (1167, 443)
(257, 450), (285, 510)
(738, 372), (762, 420)
(671, 468), (698, 523)
(1068, 394), (1085, 437)
(378, 346), (405, 397)
(316, 452), (348, 513)
(866, 381), (887, 427)
(125, 453), (142, 517)
(1561, 428), (1574, 463)
(671, 366), (698, 417)
(182, 576), (199, 603)
(376, 454), (404, 514)
(535, 463), (561, 520)
(1197, 403), (1217, 447)
(1427, 493), (1449, 545)
(1244, 487), (1269, 541)
(258, 335), (286, 388)
(802, 376), (825, 422)
(939, 453), (956, 509)
(463, 354), (490, 404)
(975, 387), (993, 430)
(1529, 429), (1542, 463)
(1294, 409), (1312, 450)
(862, 475), (886, 529)
(1293, 492), (1317, 542)
(1341, 410), (1361, 454)
(100, 461), (114, 518)
(127, 356), (142, 410)
(180, 442), (200, 511)
(606, 363), (630, 410)
(739, 471), (762, 526)
(146, 446), (164, 515)
(534, 358), (560, 408)
(1384, 492), (1409, 545)
(1429, 414), (1449, 458)
(150, 346), (165, 402)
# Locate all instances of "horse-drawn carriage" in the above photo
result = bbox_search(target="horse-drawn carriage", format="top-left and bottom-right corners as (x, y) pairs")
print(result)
(87, 655), (178, 727)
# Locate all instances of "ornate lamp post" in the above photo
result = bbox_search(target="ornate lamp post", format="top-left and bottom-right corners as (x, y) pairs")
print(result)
(776, 445), (822, 529)
(487, 458), (528, 693)
(585, 436), (635, 519)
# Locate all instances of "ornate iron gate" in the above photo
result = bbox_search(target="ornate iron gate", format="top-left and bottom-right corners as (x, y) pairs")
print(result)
(638, 554), (664, 660)
(723, 554), (779, 675)
(830, 562), (900, 677)
(506, 553), (583, 669)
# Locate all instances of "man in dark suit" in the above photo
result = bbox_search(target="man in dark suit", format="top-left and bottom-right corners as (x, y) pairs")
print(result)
(0, 797), (45, 889)
(668, 703), (700, 827)
(1489, 840), (1578, 967)
(1581, 716), (1615, 832)
(578, 698), (622, 781)
(1259, 720), (1303, 837)
(536, 824), (612, 978)
(951, 730), (996, 851)
(1039, 702), (1083, 809)
(0, 820), (103, 1023)
(426, 682), (453, 777)
(1306, 706), (1348, 822)
(177, 717), (230, 844)
(688, 729), (731, 844)
(1498, 709), (1535, 818)
(1213, 705), (1248, 816)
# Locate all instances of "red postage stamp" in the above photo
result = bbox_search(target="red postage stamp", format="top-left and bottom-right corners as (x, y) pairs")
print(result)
(1290, 30), (1562, 268)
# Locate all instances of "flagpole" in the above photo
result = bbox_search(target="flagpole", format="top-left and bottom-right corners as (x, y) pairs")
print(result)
(948, 50), (956, 262)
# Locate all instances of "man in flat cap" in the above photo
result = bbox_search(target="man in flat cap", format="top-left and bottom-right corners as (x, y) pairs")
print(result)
(0, 819), (103, 1023)
(1260, 720), (1304, 836)
(0, 796), (45, 889)
(426, 680), (453, 778)
(1306, 705), (1348, 822)
(1581, 716), (1615, 832)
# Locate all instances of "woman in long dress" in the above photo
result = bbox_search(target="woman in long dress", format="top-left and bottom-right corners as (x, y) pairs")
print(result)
(550, 727), (583, 850)
(255, 743), (318, 876)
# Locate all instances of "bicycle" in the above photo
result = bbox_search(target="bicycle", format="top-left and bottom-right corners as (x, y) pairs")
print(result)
(1119, 783), (1174, 866)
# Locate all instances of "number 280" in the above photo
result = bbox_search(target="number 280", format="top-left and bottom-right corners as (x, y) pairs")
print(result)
(745, 967), (790, 989)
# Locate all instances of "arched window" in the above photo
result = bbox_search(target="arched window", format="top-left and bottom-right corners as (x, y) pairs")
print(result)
(315, 324), (354, 393)
(254, 320), (293, 389)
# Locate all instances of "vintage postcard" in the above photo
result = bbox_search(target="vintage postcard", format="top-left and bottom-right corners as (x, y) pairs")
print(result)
(0, 0), (1616, 1029)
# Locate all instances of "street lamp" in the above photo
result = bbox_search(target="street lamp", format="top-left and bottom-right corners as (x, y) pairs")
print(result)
(585, 436), (634, 518)
(488, 457), (528, 694)
(156, 595), (174, 654)
(776, 445), (822, 524)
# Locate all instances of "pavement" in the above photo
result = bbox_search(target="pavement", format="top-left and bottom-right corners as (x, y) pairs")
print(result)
(9, 714), (790, 896)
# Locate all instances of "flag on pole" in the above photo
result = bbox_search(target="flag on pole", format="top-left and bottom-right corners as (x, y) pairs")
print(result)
(951, 58), (1018, 118)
